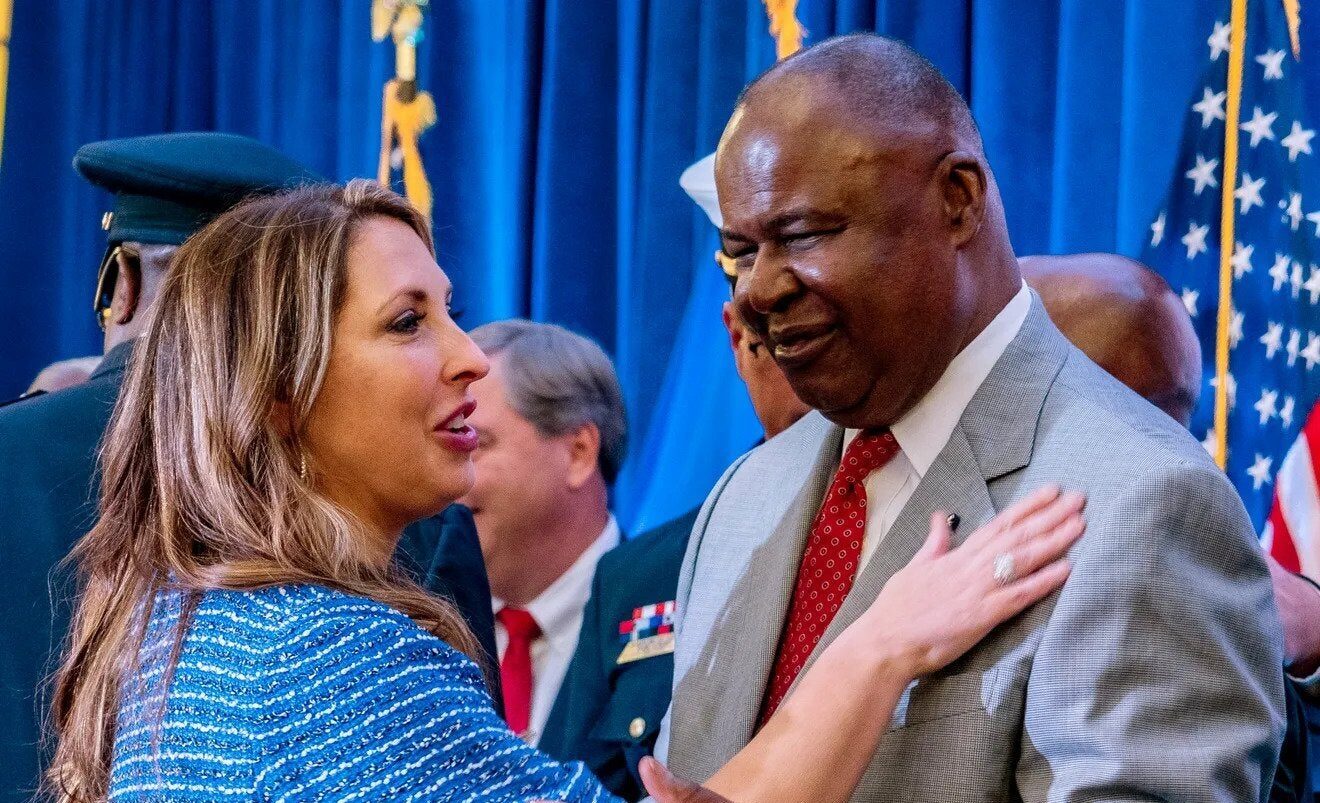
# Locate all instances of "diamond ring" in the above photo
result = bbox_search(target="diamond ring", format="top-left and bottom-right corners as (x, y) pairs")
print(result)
(992, 553), (1016, 586)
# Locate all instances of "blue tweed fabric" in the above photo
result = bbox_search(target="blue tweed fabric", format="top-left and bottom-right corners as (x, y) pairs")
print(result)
(109, 584), (617, 802)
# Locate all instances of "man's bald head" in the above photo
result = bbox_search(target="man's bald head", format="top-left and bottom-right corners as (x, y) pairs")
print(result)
(1022, 253), (1202, 426)
(735, 33), (982, 155)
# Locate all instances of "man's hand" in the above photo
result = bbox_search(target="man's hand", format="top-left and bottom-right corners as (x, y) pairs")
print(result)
(1267, 554), (1320, 677)
(640, 757), (734, 803)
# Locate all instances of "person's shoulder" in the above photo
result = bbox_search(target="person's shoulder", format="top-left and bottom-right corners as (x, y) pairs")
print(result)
(210, 584), (481, 696)
(601, 508), (698, 577)
(202, 585), (441, 654)
(711, 413), (836, 504)
(741, 411), (833, 465)
(0, 375), (113, 426)
(234, 584), (427, 632)
(1043, 348), (1213, 473)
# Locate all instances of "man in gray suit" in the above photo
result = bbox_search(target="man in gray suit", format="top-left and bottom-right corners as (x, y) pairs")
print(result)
(659, 34), (1285, 801)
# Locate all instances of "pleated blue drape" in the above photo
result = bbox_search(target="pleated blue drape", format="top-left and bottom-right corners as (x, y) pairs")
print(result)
(3, 1), (1319, 530)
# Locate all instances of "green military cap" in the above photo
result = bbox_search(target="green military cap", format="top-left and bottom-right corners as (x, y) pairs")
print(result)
(75, 132), (321, 246)
(73, 132), (322, 327)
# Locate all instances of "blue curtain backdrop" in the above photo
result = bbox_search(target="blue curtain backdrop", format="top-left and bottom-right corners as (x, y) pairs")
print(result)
(3, 1), (1320, 532)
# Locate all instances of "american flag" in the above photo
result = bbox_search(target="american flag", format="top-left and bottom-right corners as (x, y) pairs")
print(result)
(1141, 0), (1319, 536)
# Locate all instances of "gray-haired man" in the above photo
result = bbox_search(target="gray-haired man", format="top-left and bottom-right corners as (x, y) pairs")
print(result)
(461, 319), (629, 747)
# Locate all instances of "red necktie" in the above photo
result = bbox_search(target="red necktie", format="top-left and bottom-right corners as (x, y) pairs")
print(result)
(760, 429), (900, 723)
(497, 606), (541, 737)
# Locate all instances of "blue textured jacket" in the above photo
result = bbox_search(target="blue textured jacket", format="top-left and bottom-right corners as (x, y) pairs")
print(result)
(111, 584), (618, 802)
(0, 342), (500, 803)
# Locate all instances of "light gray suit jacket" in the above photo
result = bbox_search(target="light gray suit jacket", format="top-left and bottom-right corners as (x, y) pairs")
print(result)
(661, 298), (1285, 802)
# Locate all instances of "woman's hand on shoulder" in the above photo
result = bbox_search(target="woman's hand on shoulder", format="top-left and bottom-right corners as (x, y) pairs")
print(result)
(857, 485), (1085, 679)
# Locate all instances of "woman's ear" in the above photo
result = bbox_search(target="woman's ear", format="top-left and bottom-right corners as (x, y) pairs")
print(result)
(565, 422), (602, 491)
(270, 399), (296, 441)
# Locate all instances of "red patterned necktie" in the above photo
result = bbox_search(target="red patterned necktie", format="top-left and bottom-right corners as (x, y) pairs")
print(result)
(759, 428), (901, 724)
(496, 606), (541, 737)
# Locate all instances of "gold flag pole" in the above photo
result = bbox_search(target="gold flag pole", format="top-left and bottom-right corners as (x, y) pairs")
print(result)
(1212, 0), (1249, 470)
(0, 0), (12, 169)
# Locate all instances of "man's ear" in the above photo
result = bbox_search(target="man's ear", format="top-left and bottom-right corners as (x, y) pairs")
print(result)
(722, 302), (744, 353)
(938, 151), (987, 249)
(109, 248), (143, 326)
(565, 422), (602, 491)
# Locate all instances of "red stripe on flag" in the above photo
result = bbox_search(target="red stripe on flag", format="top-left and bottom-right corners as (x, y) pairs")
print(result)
(1270, 490), (1302, 573)
(1303, 403), (1320, 488)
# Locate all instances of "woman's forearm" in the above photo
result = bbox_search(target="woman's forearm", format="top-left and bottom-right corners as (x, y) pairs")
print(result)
(703, 629), (910, 803)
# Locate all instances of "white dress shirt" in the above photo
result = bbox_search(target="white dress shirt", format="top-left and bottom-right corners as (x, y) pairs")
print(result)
(493, 516), (620, 745)
(845, 284), (1031, 568)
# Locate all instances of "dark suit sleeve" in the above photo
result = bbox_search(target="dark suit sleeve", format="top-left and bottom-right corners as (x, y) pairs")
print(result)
(540, 558), (612, 760)
(1270, 678), (1312, 803)
(395, 504), (501, 711)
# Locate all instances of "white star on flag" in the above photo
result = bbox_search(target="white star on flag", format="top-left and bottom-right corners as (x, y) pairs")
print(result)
(1186, 154), (1220, 194)
(1307, 210), (1320, 237)
(1304, 333), (1320, 370)
(1298, 268), (1320, 306)
(1231, 242), (1255, 278)
(1230, 310), (1245, 348)
(1208, 21), (1232, 61)
(1305, 266), (1320, 304)
(1287, 327), (1303, 365)
(1255, 388), (1279, 425)
(1283, 193), (1305, 230)
(1192, 87), (1228, 129)
(1150, 211), (1166, 246)
(1255, 49), (1286, 80)
(1181, 221), (1211, 259)
(1210, 372), (1238, 409)
(1282, 121), (1315, 162)
(1181, 287), (1200, 317)
(1248, 454), (1274, 490)
(1281, 397), (1297, 428)
(1262, 321), (1285, 358)
(1240, 107), (1278, 147)
(1292, 260), (1305, 298)
(1202, 427), (1219, 456)
(1270, 253), (1292, 290)
(1235, 173), (1266, 213)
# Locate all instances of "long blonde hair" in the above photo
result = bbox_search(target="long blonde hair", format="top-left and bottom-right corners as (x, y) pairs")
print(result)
(47, 180), (480, 801)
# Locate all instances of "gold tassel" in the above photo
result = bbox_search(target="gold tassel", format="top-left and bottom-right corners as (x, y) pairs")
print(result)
(763, 0), (805, 60)
(374, 1), (437, 220)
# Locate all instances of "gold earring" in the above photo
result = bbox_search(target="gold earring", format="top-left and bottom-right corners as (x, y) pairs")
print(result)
(299, 452), (308, 482)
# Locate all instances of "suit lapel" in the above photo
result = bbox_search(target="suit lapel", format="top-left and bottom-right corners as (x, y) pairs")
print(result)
(670, 415), (843, 777)
(714, 421), (843, 749)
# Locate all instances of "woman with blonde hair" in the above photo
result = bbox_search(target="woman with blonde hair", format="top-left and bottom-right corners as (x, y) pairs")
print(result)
(47, 179), (1083, 802)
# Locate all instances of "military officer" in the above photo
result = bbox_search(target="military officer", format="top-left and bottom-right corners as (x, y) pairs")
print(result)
(0, 132), (498, 803)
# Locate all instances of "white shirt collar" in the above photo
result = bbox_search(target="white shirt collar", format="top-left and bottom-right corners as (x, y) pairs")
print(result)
(495, 515), (620, 644)
(846, 283), (1031, 476)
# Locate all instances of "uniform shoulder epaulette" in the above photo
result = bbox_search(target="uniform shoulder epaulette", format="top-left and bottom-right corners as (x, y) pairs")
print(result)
(0, 389), (46, 409)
